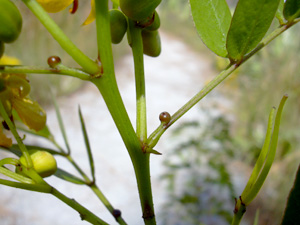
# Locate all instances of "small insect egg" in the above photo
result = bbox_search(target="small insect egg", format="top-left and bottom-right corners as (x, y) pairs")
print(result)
(47, 56), (61, 68)
(159, 111), (171, 124)
(112, 209), (122, 219)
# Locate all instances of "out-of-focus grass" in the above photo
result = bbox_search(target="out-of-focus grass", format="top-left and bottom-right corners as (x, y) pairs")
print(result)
(159, 1), (300, 224)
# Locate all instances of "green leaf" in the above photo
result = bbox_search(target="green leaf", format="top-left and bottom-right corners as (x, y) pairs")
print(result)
(4, 144), (62, 157)
(55, 168), (86, 185)
(17, 124), (54, 140)
(226, 0), (281, 61)
(281, 165), (300, 225)
(52, 94), (71, 154)
(189, 0), (232, 57)
(283, 0), (300, 22)
(78, 106), (95, 181)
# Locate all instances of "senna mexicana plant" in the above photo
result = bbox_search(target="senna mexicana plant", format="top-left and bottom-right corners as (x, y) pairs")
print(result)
(0, 0), (299, 225)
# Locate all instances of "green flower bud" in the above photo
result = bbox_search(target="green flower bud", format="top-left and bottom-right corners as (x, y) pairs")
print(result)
(142, 30), (161, 57)
(120, 0), (161, 21)
(0, 0), (23, 43)
(144, 11), (160, 31)
(19, 150), (57, 178)
(109, 9), (128, 44)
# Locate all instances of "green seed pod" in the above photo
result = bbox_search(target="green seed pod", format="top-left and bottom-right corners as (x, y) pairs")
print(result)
(19, 150), (57, 178)
(142, 30), (161, 57)
(0, 0), (23, 43)
(109, 9), (128, 44)
(120, 0), (161, 21)
(0, 41), (4, 58)
(144, 11), (160, 31)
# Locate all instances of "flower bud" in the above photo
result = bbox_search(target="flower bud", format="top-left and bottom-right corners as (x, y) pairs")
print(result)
(19, 150), (57, 178)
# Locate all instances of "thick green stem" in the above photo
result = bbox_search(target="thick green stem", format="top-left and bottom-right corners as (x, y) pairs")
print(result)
(93, 1), (156, 224)
(21, 0), (100, 75)
(128, 20), (147, 142)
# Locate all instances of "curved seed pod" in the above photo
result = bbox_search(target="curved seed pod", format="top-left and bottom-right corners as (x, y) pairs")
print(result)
(109, 9), (128, 44)
(120, 0), (161, 21)
(0, 0), (22, 43)
(19, 150), (57, 178)
(142, 30), (161, 57)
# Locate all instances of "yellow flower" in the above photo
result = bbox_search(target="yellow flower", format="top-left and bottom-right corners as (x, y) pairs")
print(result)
(0, 56), (46, 148)
(82, 0), (95, 25)
(36, 0), (74, 13)
(0, 124), (12, 148)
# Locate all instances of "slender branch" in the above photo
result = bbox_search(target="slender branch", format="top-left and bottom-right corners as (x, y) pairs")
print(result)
(51, 140), (128, 224)
(0, 178), (52, 192)
(147, 20), (300, 149)
(0, 101), (33, 168)
(21, 0), (100, 75)
(128, 20), (148, 142)
(0, 166), (35, 184)
(0, 65), (91, 80)
(51, 187), (109, 225)
(0, 176), (108, 224)
(231, 197), (247, 225)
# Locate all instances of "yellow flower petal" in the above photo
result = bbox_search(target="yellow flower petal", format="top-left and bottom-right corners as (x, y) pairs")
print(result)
(0, 55), (21, 65)
(82, 0), (95, 25)
(36, 0), (74, 13)
(12, 98), (46, 131)
(7, 75), (31, 98)
(0, 125), (12, 148)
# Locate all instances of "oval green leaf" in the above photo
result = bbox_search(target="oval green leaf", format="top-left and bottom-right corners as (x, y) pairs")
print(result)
(283, 0), (300, 22)
(226, 0), (281, 61)
(189, 0), (232, 57)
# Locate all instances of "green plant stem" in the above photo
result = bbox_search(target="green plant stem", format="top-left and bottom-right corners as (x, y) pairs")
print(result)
(231, 197), (247, 225)
(50, 187), (109, 225)
(0, 102), (33, 168)
(129, 20), (147, 142)
(0, 65), (91, 80)
(21, 0), (100, 75)
(94, 1), (156, 224)
(147, 20), (300, 149)
(67, 155), (128, 224)
(0, 177), (108, 224)
(0, 166), (34, 184)
(0, 178), (52, 192)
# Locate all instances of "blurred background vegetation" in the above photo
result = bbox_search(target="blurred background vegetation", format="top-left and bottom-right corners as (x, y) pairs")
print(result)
(1, 0), (300, 224)
(158, 0), (300, 224)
